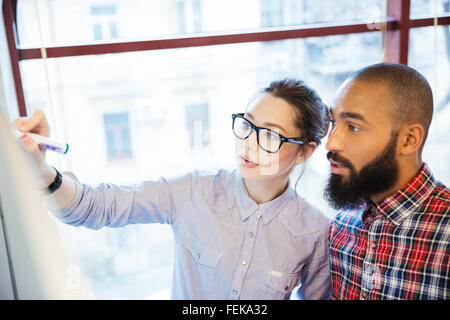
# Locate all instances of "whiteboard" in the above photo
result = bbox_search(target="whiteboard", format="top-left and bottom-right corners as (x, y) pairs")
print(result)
(0, 107), (84, 299)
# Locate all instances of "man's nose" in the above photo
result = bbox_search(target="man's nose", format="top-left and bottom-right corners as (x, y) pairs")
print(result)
(325, 125), (344, 153)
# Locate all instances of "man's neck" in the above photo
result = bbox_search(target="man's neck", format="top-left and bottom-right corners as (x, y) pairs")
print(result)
(370, 160), (423, 204)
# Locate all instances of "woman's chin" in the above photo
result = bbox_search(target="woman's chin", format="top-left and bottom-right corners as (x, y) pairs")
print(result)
(238, 165), (273, 181)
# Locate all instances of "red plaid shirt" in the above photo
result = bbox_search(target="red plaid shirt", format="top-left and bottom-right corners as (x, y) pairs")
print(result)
(329, 163), (449, 300)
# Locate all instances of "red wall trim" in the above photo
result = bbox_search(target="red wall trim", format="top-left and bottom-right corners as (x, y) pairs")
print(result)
(385, 0), (411, 65)
(409, 15), (450, 28)
(17, 21), (396, 60)
(2, 0), (27, 116)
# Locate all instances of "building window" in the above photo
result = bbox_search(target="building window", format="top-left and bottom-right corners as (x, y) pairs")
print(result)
(185, 104), (209, 149)
(192, 0), (202, 33)
(260, 0), (284, 28)
(103, 112), (133, 160)
(90, 5), (118, 41)
(176, 0), (202, 34)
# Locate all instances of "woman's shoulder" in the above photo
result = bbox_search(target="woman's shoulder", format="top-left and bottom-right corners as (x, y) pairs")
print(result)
(298, 196), (330, 223)
(164, 168), (235, 186)
(190, 168), (237, 186)
(280, 194), (331, 237)
(189, 168), (238, 212)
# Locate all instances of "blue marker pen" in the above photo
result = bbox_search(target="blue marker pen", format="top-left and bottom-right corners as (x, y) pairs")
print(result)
(14, 129), (69, 154)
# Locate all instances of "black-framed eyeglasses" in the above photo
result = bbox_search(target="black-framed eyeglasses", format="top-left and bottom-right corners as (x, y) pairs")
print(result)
(232, 113), (310, 153)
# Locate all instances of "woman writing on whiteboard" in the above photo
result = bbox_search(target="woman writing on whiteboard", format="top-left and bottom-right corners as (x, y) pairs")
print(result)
(14, 78), (331, 300)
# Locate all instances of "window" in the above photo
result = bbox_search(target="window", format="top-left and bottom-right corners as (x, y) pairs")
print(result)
(410, 0), (450, 17)
(260, 0), (284, 28)
(6, 0), (449, 300)
(409, 25), (450, 185)
(15, 0), (385, 47)
(176, 0), (202, 34)
(103, 112), (133, 160)
(176, 1), (187, 34)
(90, 5), (119, 41)
(185, 104), (210, 149)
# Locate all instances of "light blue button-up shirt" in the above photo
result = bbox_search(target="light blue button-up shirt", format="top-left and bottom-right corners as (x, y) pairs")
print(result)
(53, 169), (331, 300)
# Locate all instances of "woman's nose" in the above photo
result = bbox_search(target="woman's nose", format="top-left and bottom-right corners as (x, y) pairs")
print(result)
(244, 129), (259, 152)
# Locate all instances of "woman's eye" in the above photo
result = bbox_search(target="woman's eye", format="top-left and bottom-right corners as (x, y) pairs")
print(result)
(265, 131), (278, 140)
(349, 125), (360, 132)
(329, 119), (336, 126)
(240, 122), (250, 129)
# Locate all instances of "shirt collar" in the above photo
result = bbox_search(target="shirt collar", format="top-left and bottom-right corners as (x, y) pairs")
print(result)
(233, 170), (295, 224)
(372, 163), (436, 226)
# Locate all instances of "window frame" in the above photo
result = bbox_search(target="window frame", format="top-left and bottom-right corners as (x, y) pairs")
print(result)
(103, 112), (133, 160)
(2, 0), (450, 117)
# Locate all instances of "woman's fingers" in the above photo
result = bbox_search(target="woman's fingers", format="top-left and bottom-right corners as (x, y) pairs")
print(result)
(12, 110), (48, 168)
(16, 109), (50, 136)
(13, 118), (25, 129)
(20, 134), (39, 153)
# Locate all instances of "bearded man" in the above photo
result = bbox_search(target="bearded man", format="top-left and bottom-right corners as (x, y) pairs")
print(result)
(325, 63), (449, 300)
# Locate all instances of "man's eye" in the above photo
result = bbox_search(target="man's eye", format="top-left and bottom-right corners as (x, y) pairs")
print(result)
(349, 125), (360, 132)
(329, 119), (336, 126)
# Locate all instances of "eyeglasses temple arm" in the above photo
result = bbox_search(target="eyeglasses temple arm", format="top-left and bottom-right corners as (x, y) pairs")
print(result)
(285, 138), (308, 145)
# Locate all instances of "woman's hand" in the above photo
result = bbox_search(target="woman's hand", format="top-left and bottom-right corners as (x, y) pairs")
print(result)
(13, 109), (50, 169)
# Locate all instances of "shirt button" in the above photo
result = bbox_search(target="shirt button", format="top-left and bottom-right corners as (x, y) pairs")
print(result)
(242, 260), (247, 265)
(370, 242), (376, 249)
(232, 290), (238, 295)
(248, 232), (253, 238)
(196, 253), (201, 259)
(361, 292), (368, 299)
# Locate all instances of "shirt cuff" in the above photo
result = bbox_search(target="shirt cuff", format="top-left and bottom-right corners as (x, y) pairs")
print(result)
(50, 171), (83, 219)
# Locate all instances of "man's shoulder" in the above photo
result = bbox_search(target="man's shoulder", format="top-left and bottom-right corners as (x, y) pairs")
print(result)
(419, 164), (450, 213)
(431, 180), (450, 203)
(332, 203), (365, 221)
(424, 180), (450, 214)
(331, 204), (366, 232)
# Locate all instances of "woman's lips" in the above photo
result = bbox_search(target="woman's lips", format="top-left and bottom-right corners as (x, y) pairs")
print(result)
(239, 155), (259, 168)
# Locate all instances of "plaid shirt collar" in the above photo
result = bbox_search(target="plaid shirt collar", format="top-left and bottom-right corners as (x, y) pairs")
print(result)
(366, 162), (436, 226)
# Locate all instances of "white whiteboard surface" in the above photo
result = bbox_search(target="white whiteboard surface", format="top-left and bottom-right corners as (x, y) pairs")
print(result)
(0, 108), (84, 299)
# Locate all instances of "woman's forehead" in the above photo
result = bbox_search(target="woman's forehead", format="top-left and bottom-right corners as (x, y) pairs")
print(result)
(246, 93), (300, 136)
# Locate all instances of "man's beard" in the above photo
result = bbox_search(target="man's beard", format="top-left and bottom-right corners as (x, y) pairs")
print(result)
(324, 131), (399, 210)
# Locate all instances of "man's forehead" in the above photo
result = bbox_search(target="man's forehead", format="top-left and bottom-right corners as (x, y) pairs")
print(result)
(331, 80), (392, 121)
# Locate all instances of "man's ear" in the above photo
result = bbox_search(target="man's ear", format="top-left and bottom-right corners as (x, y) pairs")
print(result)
(398, 123), (424, 156)
(296, 142), (316, 164)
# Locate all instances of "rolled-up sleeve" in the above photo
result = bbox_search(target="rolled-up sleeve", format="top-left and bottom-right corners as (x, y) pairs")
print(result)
(51, 171), (193, 230)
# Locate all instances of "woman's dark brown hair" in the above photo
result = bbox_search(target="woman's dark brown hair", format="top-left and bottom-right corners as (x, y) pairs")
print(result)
(260, 78), (329, 193)
(262, 78), (329, 146)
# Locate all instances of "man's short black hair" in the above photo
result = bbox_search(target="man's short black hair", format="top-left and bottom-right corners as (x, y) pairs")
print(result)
(349, 63), (433, 145)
